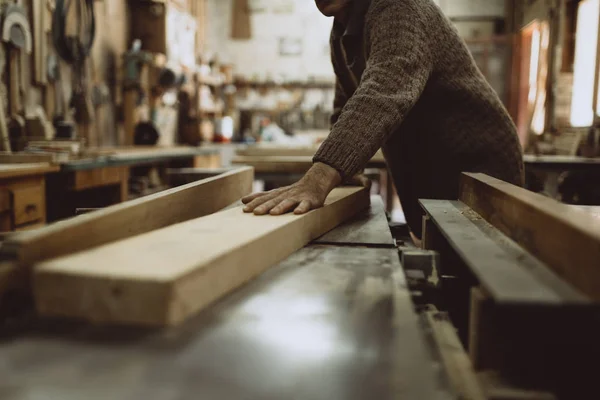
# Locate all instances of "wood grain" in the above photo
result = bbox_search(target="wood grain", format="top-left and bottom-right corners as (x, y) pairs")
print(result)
(12, 183), (45, 226)
(459, 173), (600, 301)
(34, 187), (370, 326)
(424, 308), (486, 400)
(420, 199), (587, 305)
(232, 156), (313, 174)
(1, 167), (254, 267)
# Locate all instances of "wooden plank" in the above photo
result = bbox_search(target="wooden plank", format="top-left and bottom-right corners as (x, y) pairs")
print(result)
(420, 199), (588, 305)
(314, 195), (394, 247)
(34, 187), (370, 326)
(167, 167), (235, 185)
(423, 308), (486, 400)
(233, 153), (386, 173)
(0, 163), (60, 180)
(232, 156), (313, 174)
(237, 145), (320, 157)
(575, 205), (600, 220)
(460, 173), (600, 301)
(469, 287), (501, 371)
(1, 167), (254, 267)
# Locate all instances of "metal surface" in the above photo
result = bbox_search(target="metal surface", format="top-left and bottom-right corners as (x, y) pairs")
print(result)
(524, 155), (600, 172)
(0, 246), (450, 399)
(315, 196), (394, 247)
(0, 205), (452, 399)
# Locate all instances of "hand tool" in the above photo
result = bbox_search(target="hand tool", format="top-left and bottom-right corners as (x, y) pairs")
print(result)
(2, 4), (32, 148)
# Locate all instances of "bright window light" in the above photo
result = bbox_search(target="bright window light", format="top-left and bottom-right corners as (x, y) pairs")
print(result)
(532, 22), (550, 135)
(528, 25), (541, 105)
(571, 0), (600, 127)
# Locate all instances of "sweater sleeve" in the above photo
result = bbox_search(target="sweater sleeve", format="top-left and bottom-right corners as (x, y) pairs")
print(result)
(314, 2), (433, 179)
(331, 78), (348, 127)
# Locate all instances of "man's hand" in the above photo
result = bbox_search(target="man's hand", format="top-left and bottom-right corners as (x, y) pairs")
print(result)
(242, 162), (342, 215)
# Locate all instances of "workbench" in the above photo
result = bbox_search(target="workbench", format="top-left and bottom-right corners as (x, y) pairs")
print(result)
(0, 197), (452, 399)
(0, 163), (60, 231)
(524, 154), (600, 198)
(45, 146), (222, 222)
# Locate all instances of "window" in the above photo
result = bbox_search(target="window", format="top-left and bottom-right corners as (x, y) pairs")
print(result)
(570, 0), (600, 127)
(516, 21), (550, 146)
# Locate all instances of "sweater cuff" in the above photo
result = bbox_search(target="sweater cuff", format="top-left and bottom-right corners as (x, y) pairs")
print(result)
(313, 139), (363, 181)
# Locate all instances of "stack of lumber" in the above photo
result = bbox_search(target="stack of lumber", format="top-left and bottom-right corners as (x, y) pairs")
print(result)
(34, 186), (370, 326)
(0, 164), (369, 327)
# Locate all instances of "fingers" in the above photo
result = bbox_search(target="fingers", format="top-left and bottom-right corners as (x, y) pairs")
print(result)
(269, 199), (300, 215)
(242, 189), (278, 204)
(357, 175), (372, 189)
(253, 197), (286, 215)
(294, 200), (312, 215)
(347, 174), (371, 189)
(243, 191), (280, 213)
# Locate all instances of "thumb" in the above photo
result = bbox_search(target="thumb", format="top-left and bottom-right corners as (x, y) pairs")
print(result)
(346, 174), (372, 189)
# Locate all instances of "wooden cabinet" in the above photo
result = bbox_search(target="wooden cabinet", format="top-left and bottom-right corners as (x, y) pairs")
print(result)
(0, 164), (58, 232)
(12, 181), (45, 226)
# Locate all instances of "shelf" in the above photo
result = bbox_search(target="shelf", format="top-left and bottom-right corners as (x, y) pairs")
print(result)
(234, 80), (335, 90)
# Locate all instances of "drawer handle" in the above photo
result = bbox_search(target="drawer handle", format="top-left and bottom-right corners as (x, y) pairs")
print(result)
(25, 204), (38, 215)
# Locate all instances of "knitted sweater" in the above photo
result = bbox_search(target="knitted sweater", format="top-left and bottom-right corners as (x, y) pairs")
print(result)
(313, 0), (524, 237)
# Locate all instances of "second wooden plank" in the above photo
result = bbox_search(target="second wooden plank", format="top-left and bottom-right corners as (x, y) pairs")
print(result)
(1, 167), (254, 266)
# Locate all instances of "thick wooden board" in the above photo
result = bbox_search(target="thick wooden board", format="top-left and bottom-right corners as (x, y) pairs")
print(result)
(575, 205), (600, 220)
(420, 200), (588, 305)
(232, 156), (313, 174)
(423, 309), (486, 400)
(314, 195), (394, 247)
(34, 187), (370, 326)
(1, 167), (254, 267)
(460, 173), (600, 301)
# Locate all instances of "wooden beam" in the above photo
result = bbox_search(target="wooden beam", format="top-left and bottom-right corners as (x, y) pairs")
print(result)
(423, 308), (486, 400)
(34, 187), (370, 326)
(459, 173), (600, 301)
(420, 199), (588, 305)
(232, 156), (313, 174)
(1, 167), (254, 267)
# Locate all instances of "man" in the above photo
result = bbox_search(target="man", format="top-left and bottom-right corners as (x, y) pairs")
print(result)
(242, 0), (524, 242)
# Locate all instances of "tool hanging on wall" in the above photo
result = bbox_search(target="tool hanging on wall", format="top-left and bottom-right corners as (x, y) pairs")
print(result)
(2, 3), (32, 150)
(52, 0), (96, 132)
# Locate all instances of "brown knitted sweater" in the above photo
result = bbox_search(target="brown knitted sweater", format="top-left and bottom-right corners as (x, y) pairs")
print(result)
(313, 0), (524, 237)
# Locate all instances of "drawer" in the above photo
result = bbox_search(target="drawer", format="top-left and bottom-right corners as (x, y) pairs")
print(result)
(12, 184), (44, 226)
(74, 167), (124, 191)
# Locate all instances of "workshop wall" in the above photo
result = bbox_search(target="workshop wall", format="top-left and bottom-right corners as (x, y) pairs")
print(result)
(205, 0), (335, 82)
(0, 0), (129, 148)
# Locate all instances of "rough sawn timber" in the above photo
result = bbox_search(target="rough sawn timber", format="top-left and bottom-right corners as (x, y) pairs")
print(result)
(1, 167), (254, 267)
(34, 187), (370, 326)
